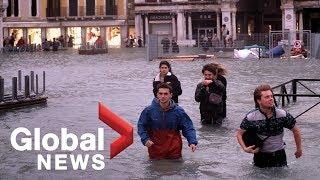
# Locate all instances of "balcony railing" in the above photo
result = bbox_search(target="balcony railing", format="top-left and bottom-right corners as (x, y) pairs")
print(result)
(46, 6), (117, 18)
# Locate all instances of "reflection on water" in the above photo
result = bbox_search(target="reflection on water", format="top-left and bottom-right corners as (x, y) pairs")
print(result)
(0, 48), (320, 178)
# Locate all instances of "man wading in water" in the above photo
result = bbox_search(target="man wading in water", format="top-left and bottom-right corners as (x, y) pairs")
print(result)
(138, 83), (197, 159)
(236, 84), (302, 168)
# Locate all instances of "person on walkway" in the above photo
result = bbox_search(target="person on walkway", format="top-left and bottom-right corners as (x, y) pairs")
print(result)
(58, 35), (65, 47)
(16, 37), (25, 48)
(94, 36), (104, 48)
(52, 38), (60, 51)
(221, 24), (229, 47)
(236, 84), (302, 168)
(138, 83), (197, 159)
(210, 62), (228, 118)
(171, 37), (179, 53)
(137, 36), (143, 47)
(161, 37), (170, 53)
(153, 61), (182, 103)
(195, 64), (226, 125)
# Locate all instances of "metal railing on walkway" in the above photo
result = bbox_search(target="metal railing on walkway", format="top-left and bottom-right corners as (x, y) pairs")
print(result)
(272, 79), (320, 119)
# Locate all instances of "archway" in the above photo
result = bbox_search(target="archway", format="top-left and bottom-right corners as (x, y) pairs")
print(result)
(236, 0), (282, 34)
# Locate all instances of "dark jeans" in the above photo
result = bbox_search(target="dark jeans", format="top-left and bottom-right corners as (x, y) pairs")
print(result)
(222, 101), (226, 118)
(253, 149), (287, 168)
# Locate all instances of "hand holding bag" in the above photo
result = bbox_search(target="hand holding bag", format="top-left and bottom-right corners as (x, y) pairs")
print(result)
(208, 93), (222, 105)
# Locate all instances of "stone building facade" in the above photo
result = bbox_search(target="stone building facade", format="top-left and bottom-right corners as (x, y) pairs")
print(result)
(134, 0), (320, 45)
(1, 0), (133, 47)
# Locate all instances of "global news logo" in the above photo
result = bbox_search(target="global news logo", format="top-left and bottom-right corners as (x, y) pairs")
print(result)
(9, 103), (133, 171)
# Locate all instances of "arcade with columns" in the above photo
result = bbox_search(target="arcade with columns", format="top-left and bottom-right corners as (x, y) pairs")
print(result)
(1, 0), (130, 48)
(134, 0), (319, 46)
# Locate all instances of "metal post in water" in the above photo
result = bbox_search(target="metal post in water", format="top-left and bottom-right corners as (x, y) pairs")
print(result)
(292, 79), (297, 102)
(12, 77), (18, 100)
(25, 76), (30, 98)
(18, 70), (22, 91)
(281, 86), (285, 106)
(30, 71), (35, 95)
(0, 77), (4, 102)
(36, 74), (39, 94)
(42, 71), (46, 93)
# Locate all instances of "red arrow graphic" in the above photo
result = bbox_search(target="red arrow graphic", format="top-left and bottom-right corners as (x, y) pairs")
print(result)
(98, 102), (133, 159)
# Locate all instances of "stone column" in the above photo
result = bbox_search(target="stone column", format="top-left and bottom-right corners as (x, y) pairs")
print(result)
(106, 27), (110, 42)
(282, 10), (285, 31)
(172, 15), (176, 38)
(216, 12), (221, 41)
(28, 0), (32, 17)
(3, 6), (7, 17)
(41, 28), (46, 41)
(36, 0), (40, 17)
(144, 15), (149, 36)
(221, 3), (232, 36)
(282, 0), (296, 44)
(100, 27), (106, 44)
(81, 27), (86, 45)
(0, 13), (3, 49)
(22, 28), (28, 43)
(120, 25), (128, 47)
(3, 28), (9, 38)
(188, 14), (192, 40)
(60, 27), (66, 46)
(299, 11), (303, 40)
(176, 12), (184, 41)
(135, 14), (141, 38)
(232, 11), (236, 40)
(183, 13), (186, 40)
(18, 0), (22, 17)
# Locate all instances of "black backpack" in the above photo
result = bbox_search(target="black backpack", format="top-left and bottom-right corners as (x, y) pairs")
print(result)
(242, 130), (269, 149)
(242, 118), (271, 149)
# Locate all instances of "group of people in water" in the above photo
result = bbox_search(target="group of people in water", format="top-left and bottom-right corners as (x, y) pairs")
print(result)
(161, 37), (179, 53)
(124, 35), (143, 48)
(137, 60), (302, 168)
(3, 33), (75, 52)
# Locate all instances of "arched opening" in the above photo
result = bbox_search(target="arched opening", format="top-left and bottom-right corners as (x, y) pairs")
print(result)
(31, 0), (37, 16)
(86, 0), (95, 16)
(302, 8), (320, 33)
(69, 0), (78, 16)
(237, 0), (282, 34)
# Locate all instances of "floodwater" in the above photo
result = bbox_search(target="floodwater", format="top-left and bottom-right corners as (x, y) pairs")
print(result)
(0, 48), (320, 179)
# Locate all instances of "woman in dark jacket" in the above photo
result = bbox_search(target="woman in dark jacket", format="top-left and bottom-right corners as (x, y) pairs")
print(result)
(153, 61), (182, 103)
(210, 62), (228, 118)
(195, 64), (226, 125)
